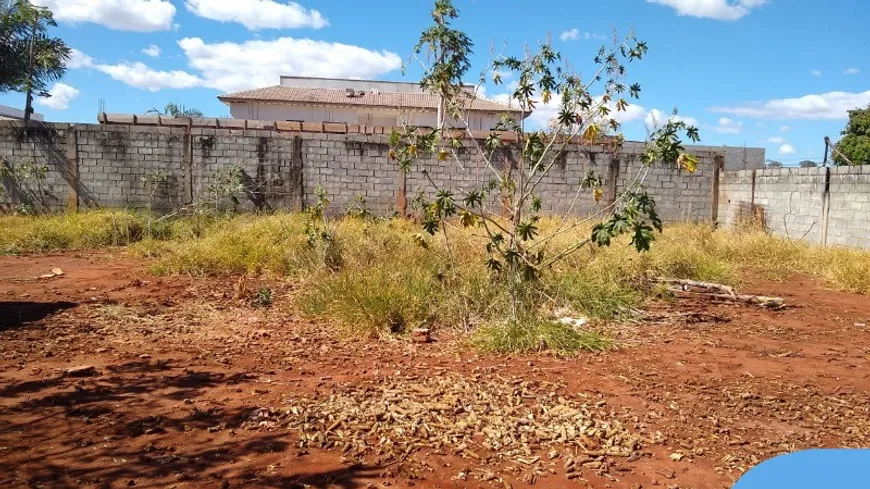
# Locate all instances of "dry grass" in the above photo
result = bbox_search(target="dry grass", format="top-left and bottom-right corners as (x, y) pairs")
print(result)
(4, 210), (870, 351)
(0, 210), (154, 253)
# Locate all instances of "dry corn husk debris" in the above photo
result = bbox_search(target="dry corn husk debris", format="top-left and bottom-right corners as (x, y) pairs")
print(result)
(245, 373), (644, 481)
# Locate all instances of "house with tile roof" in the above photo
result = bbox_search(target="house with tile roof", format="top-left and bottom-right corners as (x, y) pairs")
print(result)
(0, 104), (43, 121)
(218, 76), (525, 131)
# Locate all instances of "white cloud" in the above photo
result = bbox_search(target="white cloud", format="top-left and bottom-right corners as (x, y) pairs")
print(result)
(811, 70), (822, 77)
(712, 90), (870, 120)
(644, 108), (699, 129)
(35, 82), (80, 110)
(95, 62), (202, 92)
(559, 29), (606, 42)
(142, 45), (161, 58)
(766, 136), (787, 144)
(184, 0), (327, 30)
(780, 125), (791, 132)
(779, 144), (797, 156)
(844, 68), (861, 76)
(32, 0), (176, 32)
(178, 37), (402, 93)
(67, 48), (95, 69)
(490, 91), (648, 130)
(647, 0), (766, 21)
(710, 117), (743, 134)
(560, 29), (580, 41)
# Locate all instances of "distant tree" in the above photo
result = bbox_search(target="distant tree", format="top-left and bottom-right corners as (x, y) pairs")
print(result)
(766, 160), (783, 168)
(834, 104), (870, 165)
(799, 160), (818, 168)
(147, 102), (204, 118)
(0, 0), (70, 124)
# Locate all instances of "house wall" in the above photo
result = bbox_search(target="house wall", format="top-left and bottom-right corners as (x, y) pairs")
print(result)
(278, 77), (479, 94)
(227, 102), (504, 131)
(0, 105), (44, 121)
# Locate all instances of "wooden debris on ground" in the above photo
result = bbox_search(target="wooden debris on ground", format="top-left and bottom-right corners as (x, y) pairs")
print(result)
(411, 328), (432, 343)
(655, 277), (786, 309)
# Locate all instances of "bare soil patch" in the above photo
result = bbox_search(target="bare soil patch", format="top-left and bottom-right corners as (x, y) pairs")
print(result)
(1, 254), (868, 489)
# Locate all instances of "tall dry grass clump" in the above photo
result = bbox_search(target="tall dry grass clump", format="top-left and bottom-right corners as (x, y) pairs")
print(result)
(0, 210), (158, 253)
(5, 210), (870, 350)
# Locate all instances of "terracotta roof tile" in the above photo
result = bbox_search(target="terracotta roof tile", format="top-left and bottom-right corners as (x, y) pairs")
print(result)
(218, 86), (522, 114)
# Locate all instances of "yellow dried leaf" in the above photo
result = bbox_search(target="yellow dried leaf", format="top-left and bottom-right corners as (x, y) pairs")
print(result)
(583, 124), (600, 142)
(677, 153), (699, 173)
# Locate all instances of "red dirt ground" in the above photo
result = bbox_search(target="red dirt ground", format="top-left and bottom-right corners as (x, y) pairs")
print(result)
(1, 253), (869, 489)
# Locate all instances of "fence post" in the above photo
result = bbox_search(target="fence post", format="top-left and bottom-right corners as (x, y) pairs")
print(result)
(711, 154), (723, 224)
(820, 166), (831, 247)
(750, 168), (757, 207)
(182, 122), (194, 205)
(606, 157), (621, 207)
(292, 136), (304, 211)
(65, 125), (78, 211)
(396, 168), (407, 216)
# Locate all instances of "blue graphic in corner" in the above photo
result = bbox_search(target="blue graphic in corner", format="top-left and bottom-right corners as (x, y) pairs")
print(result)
(734, 450), (870, 488)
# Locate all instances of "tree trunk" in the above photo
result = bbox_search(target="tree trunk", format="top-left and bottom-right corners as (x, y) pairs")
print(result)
(23, 18), (36, 127)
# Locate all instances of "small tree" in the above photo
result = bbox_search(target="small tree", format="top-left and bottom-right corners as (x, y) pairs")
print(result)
(798, 160), (818, 168)
(147, 103), (204, 118)
(391, 0), (700, 323)
(766, 160), (784, 168)
(0, 1), (70, 124)
(0, 157), (48, 213)
(140, 170), (170, 236)
(206, 164), (244, 213)
(834, 104), (870, 165)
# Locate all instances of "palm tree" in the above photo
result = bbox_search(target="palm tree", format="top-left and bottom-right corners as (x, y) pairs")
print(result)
(1, 0), (71, 124)
(147, 102), (204, 118)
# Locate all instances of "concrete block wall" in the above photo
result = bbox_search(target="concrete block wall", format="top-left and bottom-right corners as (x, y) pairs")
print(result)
(0, 119), (759, 228)
(192, 127), (303, 212)
(402, 142), (720, 222)
(756, 167), (826, 243)
(827, 165), (870, 248)
(0, 123), (73, 211)
(717, 169), (755, 226)
(300, 132), (398, 215)
(617, 144), (720, 223)
(76, 124), (188, 211)
(719, 166), (870, 248)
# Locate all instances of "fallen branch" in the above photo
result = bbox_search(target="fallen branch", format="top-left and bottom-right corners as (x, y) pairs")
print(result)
(655, 278), (736, 297)
(655, 277), (785, 309)
(710, 293), (785, 309)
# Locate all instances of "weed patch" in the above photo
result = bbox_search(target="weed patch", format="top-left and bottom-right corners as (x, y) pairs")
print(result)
(6, 211), (870, 352)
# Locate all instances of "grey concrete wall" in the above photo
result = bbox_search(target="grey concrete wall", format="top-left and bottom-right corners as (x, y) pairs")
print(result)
(827, 166), (870, 248)
(719, 166), (870, 248)
(76, 124), (188, 211)
(0, 119), (758, 225)
(0, 123), (72, 211)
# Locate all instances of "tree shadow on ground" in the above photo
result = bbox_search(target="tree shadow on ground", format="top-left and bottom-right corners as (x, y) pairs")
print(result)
(0, 301), (76, 330)
(0, 359), (381, 489)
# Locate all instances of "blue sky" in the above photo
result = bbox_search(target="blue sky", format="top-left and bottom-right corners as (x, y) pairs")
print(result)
(2, 0), (868, 164)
